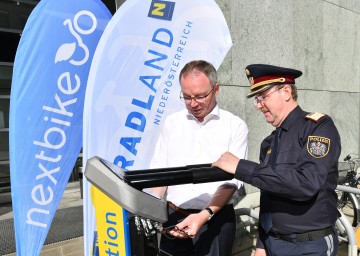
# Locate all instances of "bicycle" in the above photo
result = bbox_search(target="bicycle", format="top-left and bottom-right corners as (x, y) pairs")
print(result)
(337, 154), (360, 227)
(336, 154), (360, 255)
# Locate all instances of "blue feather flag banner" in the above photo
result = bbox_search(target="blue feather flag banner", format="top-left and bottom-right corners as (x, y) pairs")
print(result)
(9, 0), (111, 255)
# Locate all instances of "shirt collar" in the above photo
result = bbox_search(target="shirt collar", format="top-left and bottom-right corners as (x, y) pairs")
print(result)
(186, 103), (220, 124)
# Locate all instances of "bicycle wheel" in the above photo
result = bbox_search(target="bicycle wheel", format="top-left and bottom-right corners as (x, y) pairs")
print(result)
(338, 190), (359, 227)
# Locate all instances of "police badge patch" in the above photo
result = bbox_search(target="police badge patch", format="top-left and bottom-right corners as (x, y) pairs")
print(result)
(307, 136), (330, 158)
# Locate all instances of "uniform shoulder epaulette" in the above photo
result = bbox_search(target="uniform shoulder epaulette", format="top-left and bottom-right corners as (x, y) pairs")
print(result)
(305, 112), (326, 122)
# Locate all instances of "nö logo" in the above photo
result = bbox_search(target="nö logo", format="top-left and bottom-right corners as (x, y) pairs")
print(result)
(148, 0), (175, 21)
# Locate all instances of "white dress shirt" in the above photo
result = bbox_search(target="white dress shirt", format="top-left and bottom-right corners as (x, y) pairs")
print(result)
(150, 104), (248, 209)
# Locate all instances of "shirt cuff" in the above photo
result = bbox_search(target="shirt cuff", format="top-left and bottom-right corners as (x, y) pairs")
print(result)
(235, 159), (258, 183)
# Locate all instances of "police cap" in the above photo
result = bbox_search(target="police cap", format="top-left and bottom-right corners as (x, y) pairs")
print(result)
(245, 64), (302, 98)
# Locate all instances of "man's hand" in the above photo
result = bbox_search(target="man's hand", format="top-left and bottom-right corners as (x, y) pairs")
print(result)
(254, 248), (267, 256)
(168, 210), (209, 239)
(212, 151), (239, 174)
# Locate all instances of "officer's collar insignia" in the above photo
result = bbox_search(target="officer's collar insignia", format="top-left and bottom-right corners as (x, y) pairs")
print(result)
(307, 136), (330, 158)
(305, 112), (326, 122)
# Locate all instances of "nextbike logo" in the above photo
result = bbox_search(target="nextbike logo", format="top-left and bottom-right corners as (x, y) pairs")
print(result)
(55, 10), (97, 65)
(148, 0), (175, 21)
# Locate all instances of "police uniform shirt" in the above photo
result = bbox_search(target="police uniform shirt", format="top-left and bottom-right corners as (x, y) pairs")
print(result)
(236, 105), (341, 234)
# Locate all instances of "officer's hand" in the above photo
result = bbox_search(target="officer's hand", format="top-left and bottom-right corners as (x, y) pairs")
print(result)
(212, 151), (239, 174)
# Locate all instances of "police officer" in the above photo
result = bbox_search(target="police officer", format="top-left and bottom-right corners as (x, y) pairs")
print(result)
(212, 64), (341, 256)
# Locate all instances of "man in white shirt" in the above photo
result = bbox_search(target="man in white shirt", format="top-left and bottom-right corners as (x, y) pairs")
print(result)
(150, 60), (248, 256)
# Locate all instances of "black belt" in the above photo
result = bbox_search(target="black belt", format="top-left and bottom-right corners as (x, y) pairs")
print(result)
(269, 226), (333, 242)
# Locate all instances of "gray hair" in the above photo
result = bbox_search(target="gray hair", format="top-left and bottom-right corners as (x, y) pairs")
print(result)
(179, 60), (218, 87)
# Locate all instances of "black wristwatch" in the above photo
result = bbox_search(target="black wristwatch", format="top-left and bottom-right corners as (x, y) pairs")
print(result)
(204, 207), (214, 221)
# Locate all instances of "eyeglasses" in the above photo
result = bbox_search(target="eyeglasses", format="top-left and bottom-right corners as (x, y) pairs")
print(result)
(254, 86), (284, 106)
(180, 87), (215, 103)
